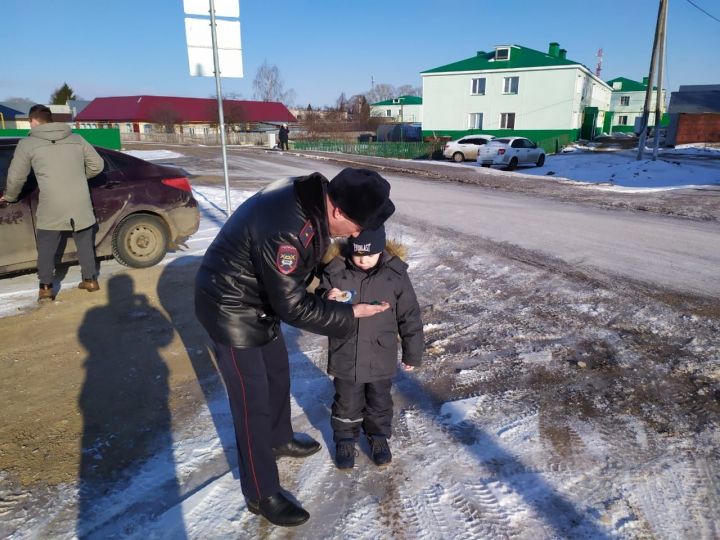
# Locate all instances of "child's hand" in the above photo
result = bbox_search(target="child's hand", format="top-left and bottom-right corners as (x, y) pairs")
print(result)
(326, 288), (343, 301)
(401, 362), (415, 372)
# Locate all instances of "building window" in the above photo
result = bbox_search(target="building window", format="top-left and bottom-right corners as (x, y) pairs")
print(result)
(500, 113), (516, 129)
(386, 109), (392, 117)
(143, 124), (151, 134)
(125, 123), (132, 132)
(502, 76), (519, 94)
(495, 47), (510, 61)
(203, 127), (209, 135)
(468, 113), (483, 130)
(617, 115), (629, 125)
(471, 78), (486, 95)
(620, 96), (630, 106)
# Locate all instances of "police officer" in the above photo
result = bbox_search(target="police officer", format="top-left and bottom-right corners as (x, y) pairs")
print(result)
(195, 168), (395, 527)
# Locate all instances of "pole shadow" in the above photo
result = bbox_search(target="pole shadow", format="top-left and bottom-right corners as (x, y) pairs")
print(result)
(393, 372), (612, 538)
(76, 274), (186, 539)
(156, 255), (238, 477)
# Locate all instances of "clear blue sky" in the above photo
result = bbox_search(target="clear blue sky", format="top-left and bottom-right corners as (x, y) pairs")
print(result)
(3, 0), (719, 107)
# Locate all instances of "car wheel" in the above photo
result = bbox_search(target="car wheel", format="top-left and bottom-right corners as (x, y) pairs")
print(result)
(508, 157), (518, 170)
(112, 214), (169, 268)
(536, 154), (545, 167)
(452, 152), (464, 163)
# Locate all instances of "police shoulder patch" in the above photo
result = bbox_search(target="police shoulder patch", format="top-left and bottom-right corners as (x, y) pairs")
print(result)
(276, 244), (299, 275)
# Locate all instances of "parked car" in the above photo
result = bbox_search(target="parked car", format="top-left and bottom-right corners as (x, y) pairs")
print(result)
(0, 138), (200, 276)
(476, 137), (546, 170)
(443, 135), (495, 162)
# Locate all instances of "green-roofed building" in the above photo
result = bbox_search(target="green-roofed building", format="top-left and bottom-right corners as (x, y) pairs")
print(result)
(420, 42), (612, 149)
(606, 77), (666, 133)
(370, 95), (423, 123)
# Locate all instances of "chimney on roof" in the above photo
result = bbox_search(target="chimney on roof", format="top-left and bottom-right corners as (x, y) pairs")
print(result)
(559, 48), (567, 59)
(548, 42), (560, 57)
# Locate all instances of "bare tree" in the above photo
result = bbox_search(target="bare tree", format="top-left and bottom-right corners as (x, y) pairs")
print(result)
(366, 83), (396, 104)
(3, 96), (35, 104)
(395, 84), (422, 97)
(252, 61), (295, 105)
(335, 92), (348, 112)
(150, 108), (182, 133)
(207, 100), (248, 132)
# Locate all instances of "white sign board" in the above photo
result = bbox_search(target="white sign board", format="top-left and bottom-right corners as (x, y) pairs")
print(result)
(187, 47), (244, 78)
(185, 18), (243, 78)
(183, 0), (239, 18)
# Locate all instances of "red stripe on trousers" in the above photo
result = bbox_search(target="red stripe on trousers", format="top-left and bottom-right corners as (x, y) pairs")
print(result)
(229, 346), (262, 500)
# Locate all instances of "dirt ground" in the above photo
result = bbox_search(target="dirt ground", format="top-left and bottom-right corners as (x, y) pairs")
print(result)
(0, 259), (218, 489)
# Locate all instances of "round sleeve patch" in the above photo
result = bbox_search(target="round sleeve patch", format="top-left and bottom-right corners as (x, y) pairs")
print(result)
(276, 244), (299, 275)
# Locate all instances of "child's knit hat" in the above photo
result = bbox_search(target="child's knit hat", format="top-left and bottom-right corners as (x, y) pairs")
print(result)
(351, 226), (386, 255)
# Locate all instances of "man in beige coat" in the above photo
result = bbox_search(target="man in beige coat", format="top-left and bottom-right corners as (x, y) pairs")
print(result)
(0, 105), (104, 300)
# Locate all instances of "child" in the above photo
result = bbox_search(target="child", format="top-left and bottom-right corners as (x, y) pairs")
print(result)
(317, 225), (424, 469)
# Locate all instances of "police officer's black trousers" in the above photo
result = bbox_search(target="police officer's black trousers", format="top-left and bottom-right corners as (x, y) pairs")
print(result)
(331, 377), (393, 442)
(213, 332), (294, 501)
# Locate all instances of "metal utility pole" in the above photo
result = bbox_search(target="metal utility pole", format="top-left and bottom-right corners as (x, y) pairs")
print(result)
(209, 0), (232, 216)
(637, 0), (667, 160)
(652, 0), (668, 160)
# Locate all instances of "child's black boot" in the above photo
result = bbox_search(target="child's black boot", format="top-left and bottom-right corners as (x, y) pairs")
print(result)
(369, 435), (392, 466)
(335, 439), (357, 469)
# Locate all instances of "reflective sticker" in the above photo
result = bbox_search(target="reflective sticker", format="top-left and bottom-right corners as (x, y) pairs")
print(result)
(276, 244), (299, 275)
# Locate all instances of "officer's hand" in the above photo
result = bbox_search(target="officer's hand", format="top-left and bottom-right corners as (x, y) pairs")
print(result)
(352, 301), (390, 318)
(401, 362), (415, 372)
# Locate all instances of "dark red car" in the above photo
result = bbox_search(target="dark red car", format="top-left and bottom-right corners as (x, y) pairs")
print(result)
(0, 138), (199, 275)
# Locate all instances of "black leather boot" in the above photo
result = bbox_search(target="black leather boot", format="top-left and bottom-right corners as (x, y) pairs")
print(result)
(246, 492), (309, 526)
(272, 434), (321, 458)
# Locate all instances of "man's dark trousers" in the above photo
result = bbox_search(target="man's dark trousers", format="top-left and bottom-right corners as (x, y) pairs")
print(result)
(213, 331), (294, 501)
(331, 378), (393, 442)
(36, 226), (96, 284)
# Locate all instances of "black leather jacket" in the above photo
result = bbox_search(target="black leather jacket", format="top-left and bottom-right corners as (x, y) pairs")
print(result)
(195, 173), (355, 348)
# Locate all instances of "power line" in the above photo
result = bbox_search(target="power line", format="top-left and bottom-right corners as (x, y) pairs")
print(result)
(685, 0), (720, 24)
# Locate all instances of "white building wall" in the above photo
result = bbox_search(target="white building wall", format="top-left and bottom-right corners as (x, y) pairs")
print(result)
(609, 90), (666, 126)
(422, 66), (607, 132)
(370, 104), (423, 123)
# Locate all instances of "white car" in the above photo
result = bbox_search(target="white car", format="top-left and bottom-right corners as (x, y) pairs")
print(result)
(476, 137), (546, 170)
(443, 135), (495, 162)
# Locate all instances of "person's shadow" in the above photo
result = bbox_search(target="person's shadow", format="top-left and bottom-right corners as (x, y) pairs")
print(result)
(156, 256), (238, 477)
(76, 274), (186, 539)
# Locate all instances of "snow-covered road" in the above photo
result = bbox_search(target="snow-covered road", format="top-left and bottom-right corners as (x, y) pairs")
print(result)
(3, 149), (719, 539)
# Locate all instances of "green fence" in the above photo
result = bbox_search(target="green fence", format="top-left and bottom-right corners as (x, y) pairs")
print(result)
(292, 140), (446, 160)
(0, 128), (121, 150)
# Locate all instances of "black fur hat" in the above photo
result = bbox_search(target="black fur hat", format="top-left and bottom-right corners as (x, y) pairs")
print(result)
(328, 168), (395, 230)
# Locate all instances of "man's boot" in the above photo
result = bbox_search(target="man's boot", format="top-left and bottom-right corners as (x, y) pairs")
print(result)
(38, 283), (54, 301)
(369, 435), (392, 466)
(78, 278), (100, 292)
(335, 439), (357, 469)
(272, 434), (321, 458)
(245, 491), (309, 527)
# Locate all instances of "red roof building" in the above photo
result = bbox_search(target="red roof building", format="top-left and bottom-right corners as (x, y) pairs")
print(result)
(77, 95), (295, 124)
